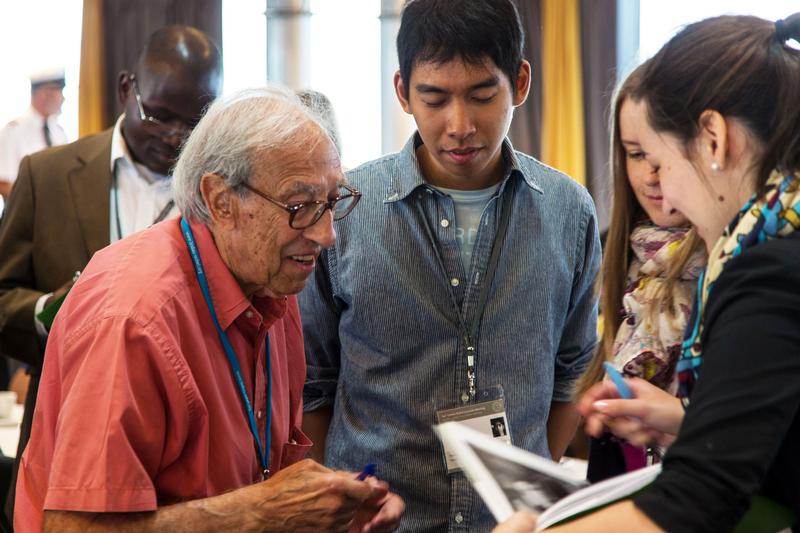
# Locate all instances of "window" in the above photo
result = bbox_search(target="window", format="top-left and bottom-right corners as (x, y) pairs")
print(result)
(308, 0), (382, 168)
(0, 0), (82, 140)
(223, 0), (384, 169)
(222, 0), (267, 95)
(638, 0), (798, 61)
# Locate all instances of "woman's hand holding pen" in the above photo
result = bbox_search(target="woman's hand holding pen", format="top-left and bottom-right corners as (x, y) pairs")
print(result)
(578, 377), (684, 448)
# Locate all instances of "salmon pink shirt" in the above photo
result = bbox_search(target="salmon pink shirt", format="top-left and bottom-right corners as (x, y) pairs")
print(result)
(15, 219), (311, 531)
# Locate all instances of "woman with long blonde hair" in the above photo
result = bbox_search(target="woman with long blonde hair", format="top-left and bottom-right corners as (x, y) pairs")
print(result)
(573, 65), (704, 480)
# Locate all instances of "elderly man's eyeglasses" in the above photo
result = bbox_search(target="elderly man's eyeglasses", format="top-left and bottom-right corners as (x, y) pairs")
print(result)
(242, 183), (362, 229)
(129, 74), (193, 139)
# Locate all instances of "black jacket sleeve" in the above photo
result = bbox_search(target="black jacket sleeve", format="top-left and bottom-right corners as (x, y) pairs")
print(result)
(634, 236), (800, 532)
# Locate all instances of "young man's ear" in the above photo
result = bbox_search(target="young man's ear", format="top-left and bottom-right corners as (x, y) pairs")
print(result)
(698, 109), (728, 171)
(200, 173), (238, 229)
(394, 70), (412, 114)
(512, 60), (532, 107)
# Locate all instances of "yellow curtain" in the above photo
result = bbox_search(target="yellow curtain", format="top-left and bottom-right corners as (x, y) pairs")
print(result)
(540, 0), (586, 186)
(79, 0), (107, 137)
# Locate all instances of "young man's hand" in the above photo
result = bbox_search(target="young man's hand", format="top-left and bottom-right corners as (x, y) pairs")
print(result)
(491, 512), (537, 533)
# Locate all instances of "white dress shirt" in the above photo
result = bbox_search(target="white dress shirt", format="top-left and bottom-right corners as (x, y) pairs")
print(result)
(108, 115), (176, 243)
(0, 107), (69, 183)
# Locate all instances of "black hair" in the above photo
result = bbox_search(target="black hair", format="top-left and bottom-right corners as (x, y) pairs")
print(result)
(396, 0), (524, 97)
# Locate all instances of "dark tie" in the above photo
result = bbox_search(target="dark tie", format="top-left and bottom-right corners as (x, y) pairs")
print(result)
(43, 120), (52, 147)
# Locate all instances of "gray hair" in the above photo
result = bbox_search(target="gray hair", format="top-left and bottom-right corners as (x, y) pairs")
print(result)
(296, 89), (342, 156)
(173, 85), (331, 224)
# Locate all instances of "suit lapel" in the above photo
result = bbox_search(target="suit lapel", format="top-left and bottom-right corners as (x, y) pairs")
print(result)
(67, 129), (113, 257)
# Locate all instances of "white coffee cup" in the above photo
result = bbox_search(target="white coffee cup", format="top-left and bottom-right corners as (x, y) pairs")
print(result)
(0, 391), (18, 418)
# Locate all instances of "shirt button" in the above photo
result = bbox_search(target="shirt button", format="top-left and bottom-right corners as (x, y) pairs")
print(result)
(461, 392), (470, 403)
(245, 310), (253, 318)
(454, 512), (464, 524)
(256, 410), (263, 419)
(450, 278), (460, 287)
(440, 218), (450, 228)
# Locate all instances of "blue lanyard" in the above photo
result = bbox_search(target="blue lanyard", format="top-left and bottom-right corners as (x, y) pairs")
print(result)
(180, 218), (272, 479)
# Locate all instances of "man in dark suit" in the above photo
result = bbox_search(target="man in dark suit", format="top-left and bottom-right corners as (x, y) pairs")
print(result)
(0, 25), (222, 523)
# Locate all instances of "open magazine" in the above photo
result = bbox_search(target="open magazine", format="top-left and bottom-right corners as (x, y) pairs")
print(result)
(435, 421), (661, 531)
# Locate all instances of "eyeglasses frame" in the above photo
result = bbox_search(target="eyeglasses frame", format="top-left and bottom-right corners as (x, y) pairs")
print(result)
(128, 74), (190, 138)
(241, 182), (362, 229)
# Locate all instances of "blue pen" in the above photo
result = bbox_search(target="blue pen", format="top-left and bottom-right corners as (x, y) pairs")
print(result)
(356, 463), (376, 481)
(603, 362), (634, 399)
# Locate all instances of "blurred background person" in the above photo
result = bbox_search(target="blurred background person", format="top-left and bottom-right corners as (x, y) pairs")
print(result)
(0, 70), (68, 199)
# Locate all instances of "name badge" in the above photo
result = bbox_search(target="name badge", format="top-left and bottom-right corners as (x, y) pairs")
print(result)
(435, 386), (511, 474)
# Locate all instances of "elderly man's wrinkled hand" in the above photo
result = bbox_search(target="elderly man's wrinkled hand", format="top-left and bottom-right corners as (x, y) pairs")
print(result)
(348, 476), (405, 533)
(253, 459), (386, 532)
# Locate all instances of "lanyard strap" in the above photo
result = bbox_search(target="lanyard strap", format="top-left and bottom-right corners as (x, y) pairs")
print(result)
(416, 177), (516, 397)
(468, 178), (515, 338)
(180, 218), (272, 479)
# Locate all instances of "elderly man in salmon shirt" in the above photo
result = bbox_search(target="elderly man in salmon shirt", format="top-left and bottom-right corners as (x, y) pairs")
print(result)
(14, 86), (404, 533)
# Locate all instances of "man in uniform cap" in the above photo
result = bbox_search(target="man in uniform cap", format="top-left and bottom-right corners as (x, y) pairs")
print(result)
(0, 69), (68, 199)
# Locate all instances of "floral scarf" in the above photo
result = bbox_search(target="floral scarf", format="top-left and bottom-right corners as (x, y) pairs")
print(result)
(611, 223), (705, 394)
(677, 171), (800, 398)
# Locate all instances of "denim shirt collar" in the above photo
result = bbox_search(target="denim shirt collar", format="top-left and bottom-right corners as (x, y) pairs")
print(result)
(383, 132), (544, 203)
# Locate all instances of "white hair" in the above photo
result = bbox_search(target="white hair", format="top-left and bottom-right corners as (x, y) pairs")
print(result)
(173, 85), (332, 223)
(296, 89), (342, 156)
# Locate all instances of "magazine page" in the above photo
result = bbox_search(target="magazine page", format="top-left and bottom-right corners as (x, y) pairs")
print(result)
(436, 421), (662, 531)
(435, 422), (588, 522)
(536, 463), (661, 530)
(436, 422), (793, 531)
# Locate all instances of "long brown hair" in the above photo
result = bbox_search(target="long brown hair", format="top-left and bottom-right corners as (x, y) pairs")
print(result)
(573, 66), (701, 398)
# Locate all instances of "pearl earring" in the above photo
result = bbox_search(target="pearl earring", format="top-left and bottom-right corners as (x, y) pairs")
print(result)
(711, 162), (720, 171)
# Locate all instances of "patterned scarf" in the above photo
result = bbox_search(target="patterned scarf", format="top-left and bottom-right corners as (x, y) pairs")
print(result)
(611, 224), (705, 394)
(677, 171), (800, 398)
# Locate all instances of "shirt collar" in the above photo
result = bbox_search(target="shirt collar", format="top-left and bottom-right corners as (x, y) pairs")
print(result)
(23, 106), (46, 127)
(110, 114), (169, 183)
(384, 133), (542, 203)
(187, 219), (288, 330)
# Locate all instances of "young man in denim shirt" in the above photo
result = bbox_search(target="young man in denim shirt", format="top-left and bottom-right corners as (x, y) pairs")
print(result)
(300, 1), (601, 530)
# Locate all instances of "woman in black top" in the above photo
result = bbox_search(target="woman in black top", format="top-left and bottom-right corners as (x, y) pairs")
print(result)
(494, 11), (800, 533)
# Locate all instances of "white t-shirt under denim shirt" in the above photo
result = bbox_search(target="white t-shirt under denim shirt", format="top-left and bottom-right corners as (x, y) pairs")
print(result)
(432, 183), (501, 273)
